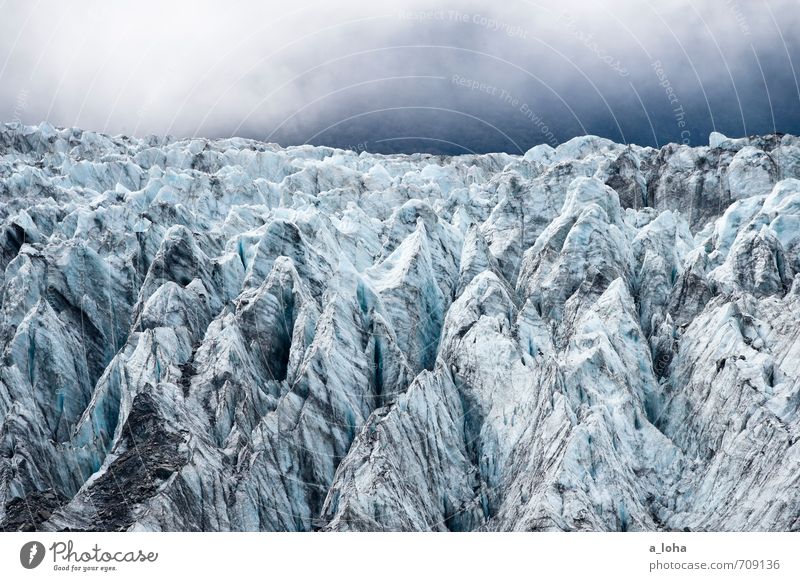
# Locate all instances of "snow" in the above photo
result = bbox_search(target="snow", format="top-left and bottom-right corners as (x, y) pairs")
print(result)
(0, 122), (799, 532)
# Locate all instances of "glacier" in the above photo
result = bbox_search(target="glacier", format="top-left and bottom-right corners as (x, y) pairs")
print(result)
(0, 122), (799, 531)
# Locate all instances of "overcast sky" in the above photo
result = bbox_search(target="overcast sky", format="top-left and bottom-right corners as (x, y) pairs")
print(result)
(1, 0), (798, 153)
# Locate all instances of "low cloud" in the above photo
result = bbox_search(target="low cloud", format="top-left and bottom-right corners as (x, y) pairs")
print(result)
(1, 0), (798, 153)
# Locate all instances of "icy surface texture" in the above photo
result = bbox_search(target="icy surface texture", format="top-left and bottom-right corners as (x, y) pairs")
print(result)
(1, 122), (799, 531)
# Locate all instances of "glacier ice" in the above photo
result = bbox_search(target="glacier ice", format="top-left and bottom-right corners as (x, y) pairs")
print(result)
(0, 122), (799, 531)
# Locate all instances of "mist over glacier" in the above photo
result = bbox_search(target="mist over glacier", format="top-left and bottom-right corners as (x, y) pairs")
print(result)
(1, 0), (799, 153)
(1, 122), (799, 531)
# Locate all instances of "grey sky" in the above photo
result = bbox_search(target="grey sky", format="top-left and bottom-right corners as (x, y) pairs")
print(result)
(1, 0), (798, 153)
